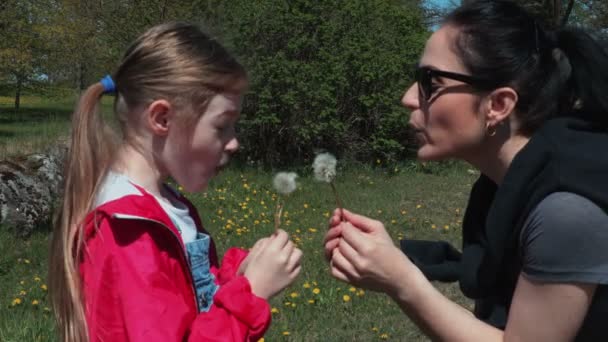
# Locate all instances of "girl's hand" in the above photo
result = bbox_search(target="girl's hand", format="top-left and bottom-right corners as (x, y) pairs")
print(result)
(244, 229), (302, 300)
(237, 237), (270, 275)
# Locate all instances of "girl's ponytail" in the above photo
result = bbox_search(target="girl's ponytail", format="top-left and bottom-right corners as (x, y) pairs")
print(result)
(49, 81), (118, 342)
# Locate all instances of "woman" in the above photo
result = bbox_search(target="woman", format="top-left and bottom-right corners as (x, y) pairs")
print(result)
(324, 1), (608, 341)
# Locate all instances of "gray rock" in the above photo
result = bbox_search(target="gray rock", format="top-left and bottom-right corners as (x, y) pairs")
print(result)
(0, 146), (67, 237)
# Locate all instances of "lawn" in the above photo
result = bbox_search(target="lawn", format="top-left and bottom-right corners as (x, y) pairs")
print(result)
(0, 95), (114, 159)
(0, 97), (478, 341)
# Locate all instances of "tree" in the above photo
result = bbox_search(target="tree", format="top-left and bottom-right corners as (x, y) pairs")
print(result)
(0, 0), (50, 110)
(219, 0), (429, 165)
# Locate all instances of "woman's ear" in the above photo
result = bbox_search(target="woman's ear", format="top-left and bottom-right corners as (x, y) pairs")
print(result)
(484, 87), (518, 127)
(146, 100), (173, 136)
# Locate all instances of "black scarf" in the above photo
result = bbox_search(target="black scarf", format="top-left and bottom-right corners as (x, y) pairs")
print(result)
(401, 117), (608, 330)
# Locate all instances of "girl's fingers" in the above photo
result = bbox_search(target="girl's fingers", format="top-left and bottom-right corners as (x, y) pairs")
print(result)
(287, 248), (303, 272)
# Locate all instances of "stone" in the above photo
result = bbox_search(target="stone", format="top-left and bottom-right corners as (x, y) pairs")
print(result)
(0, 145), (67, 237)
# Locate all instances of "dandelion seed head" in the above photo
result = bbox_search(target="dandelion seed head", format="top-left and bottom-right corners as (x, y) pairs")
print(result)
(272, 172), (298, 195)
(313, 153), (337, 183)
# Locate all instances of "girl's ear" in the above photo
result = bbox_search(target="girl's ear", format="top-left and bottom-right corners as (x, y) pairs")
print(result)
(146, 100), (173, 136)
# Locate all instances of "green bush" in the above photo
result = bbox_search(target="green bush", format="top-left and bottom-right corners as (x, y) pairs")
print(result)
(220, 0), (429, 166)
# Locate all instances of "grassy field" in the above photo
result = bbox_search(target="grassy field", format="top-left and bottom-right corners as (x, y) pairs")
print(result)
(0, 97), (478, 341)
(0, 95), (114, 159)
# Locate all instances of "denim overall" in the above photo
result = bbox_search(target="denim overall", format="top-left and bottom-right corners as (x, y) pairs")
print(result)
(185, 233), (219, 312)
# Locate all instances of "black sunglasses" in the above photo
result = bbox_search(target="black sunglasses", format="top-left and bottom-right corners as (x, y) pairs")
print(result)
(415, 66), (496, 102)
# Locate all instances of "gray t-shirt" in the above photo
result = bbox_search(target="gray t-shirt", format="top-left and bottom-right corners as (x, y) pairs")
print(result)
(520, 192), (608, 284)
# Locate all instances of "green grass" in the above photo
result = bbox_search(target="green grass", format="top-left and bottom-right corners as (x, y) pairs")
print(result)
(0, 164), (478, 341)
(0, 95), (114, 158)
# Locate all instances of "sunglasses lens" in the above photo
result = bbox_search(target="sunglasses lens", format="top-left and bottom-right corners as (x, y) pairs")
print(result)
(416, 68), (430, 102)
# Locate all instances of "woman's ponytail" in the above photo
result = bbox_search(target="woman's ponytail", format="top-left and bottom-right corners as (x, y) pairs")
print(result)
(556, 28), (608, 126)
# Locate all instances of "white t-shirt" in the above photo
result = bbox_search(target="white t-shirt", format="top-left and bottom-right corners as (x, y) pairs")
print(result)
(95, 171), (198, 244)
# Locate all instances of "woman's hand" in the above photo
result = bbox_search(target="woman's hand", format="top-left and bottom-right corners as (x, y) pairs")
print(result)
(324, 209), (418, 297)
(242, 229), (302, 300)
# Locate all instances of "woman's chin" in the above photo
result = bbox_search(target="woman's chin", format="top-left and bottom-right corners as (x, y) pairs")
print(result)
(417, 146), (449, 162)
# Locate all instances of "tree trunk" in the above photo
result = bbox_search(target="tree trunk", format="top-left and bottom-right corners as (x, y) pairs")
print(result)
(15, 77), (22, 111)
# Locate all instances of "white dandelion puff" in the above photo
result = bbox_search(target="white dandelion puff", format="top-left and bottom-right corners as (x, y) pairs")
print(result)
(273, 172), (298, 195)
(272, 172), (299, 232)
(312, 153), (344, 220)
(313, 153), (337, 183)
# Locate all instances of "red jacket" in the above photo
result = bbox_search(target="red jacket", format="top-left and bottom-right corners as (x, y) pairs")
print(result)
(79, 186), (271, 341)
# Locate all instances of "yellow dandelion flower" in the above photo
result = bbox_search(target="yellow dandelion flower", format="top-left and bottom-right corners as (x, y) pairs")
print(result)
(12, 298), (22, 306)
(416, 204), (422, 209)
(303, 282), (311, 288)
(284, 301), (291, 306)
(303, 203), (309, 209)
(357, 290), (365, 297)
(291, 303), (296, 308)
(308, 299), (315, 304)
(312, 288), (320, 294)
(282, 331), (290, 336)
(343, 295), (351, 302)
(34, 276), (41, 282)
(372, 327), (379, 332)
(44, 307), (51, 312)
(431, 224), (437, 229)
(271, 307), (279, 314)
(308, 228), (317, 233)
(349, 287), (357, 293)
(32, 300), (39, 306)
(444, 225), (450, 230)
(24, 259), (31, 264)
(20, 290), (26, 296)
(290, 292), (299, 298)
(258, 338), (265, 342)
(41, 284), (47, 291)
(401, 210), (407, 215)
(391, 219), (397, 224)
(323, 212), (330, 218)
(380, 333), (389, 339)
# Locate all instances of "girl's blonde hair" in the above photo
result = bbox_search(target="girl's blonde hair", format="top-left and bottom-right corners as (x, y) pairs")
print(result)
(49, 22), (246, 342)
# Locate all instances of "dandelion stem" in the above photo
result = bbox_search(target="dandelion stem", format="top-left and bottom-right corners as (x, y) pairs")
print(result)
(329, 181), (344, 221)
(274, 201), (284, 233)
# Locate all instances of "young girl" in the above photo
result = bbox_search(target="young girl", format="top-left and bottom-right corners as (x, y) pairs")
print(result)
(49, 22), (302, 342)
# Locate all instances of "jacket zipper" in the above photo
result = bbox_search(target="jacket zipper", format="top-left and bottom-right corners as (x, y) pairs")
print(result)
(112, 214), (200, 311)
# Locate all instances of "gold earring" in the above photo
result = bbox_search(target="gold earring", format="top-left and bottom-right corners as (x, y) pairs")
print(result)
(487, 124), (497, 137)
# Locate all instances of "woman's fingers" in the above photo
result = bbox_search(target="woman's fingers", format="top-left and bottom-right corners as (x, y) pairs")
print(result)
(341, 223), (372, 254)
(341, 209), (381, 233)
(331, 248), (360, 280)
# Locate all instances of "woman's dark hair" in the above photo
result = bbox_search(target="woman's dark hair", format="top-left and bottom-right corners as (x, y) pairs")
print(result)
(444, 0), (608, 135)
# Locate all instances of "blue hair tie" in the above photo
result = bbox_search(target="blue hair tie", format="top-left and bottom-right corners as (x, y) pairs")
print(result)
(100, 75), (116, 94)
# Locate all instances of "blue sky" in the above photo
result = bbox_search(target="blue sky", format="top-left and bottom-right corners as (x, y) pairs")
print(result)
(426, 0), (459, 9)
